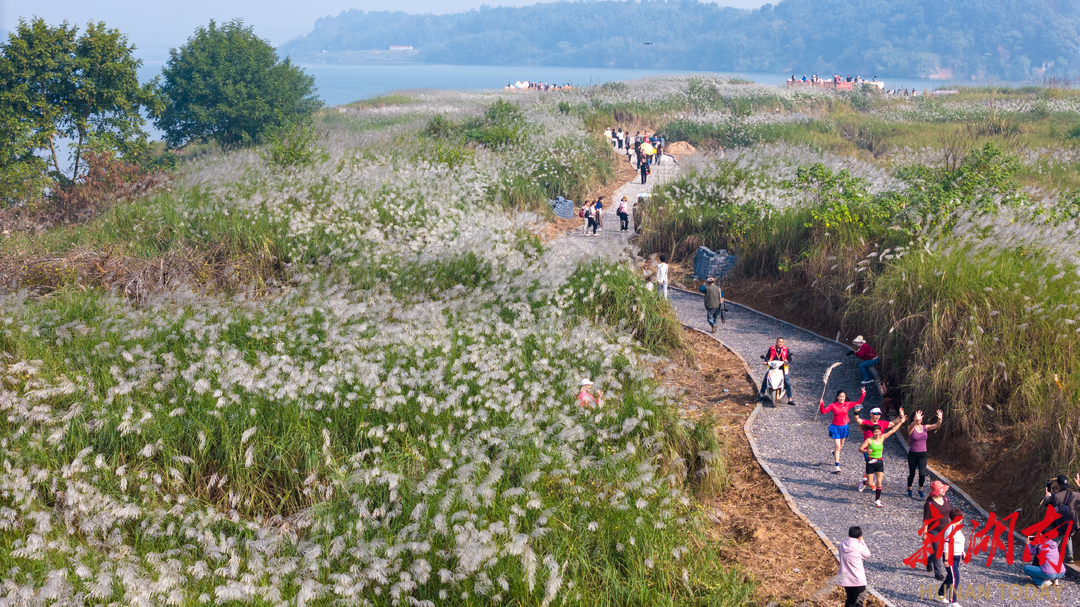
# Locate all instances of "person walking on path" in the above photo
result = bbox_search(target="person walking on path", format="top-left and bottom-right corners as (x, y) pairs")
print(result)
(819, 387), (867, 474)
(655, 255), (669, 299)
(584, 205), (598, 236)
(617, 196), (629, 231)
(580, 204), (590, 235)
(905, 409), (943, 498)
(858, 409), (907, 507)
(639, 158), (650, 184)
(593, 197), (604, 233)
(838, 526), (871, 607)
(937, 508), (966, 606)
(759, 337), (794, 404)
(851, 335), (880, 384)
(921, 480), (952, 581)
(1024, 534), (1067, 586)
(577, 379), (603, 408)
(1041, 473), (1080, 564)
(699, 277), (724, 333)
(857, 407), (896, 493)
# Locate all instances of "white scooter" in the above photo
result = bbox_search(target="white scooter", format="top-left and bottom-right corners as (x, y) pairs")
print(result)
(761, 357), (790, 407)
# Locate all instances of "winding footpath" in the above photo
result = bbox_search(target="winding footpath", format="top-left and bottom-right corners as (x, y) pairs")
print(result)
(587, 150), (1071, 606)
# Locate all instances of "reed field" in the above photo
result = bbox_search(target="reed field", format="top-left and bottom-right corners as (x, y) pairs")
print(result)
(0, 89), (751, 606)
(632, 77), (1080, 519)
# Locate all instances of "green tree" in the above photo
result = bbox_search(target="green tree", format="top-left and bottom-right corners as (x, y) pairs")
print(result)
(156, 20), (321, 148)
(0, 18), (157, 202)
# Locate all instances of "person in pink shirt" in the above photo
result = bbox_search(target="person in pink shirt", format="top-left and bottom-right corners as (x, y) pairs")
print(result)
(852, 335), (880, 384)
(838, 526), (871, 607)
(820, 387), (866, 473)
(577, 379), (602, 408)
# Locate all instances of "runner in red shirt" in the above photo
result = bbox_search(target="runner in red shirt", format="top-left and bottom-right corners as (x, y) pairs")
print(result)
(819, 387), (866, 474)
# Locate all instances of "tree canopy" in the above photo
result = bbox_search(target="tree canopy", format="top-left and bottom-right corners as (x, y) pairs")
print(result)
(279, 0), (1080, 81)
(157, 20), (321, 149)
(0, 18), (156, 202)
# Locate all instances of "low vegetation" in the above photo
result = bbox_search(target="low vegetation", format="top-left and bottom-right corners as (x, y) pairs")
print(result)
(0, 87), (752, 606)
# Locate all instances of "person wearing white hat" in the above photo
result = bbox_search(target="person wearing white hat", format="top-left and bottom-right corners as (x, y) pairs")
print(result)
(577, 379), (602, 408)
(852, 335), (879, 384)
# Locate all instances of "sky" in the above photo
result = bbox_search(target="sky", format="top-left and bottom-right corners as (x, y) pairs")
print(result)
(5, 0), (767, 60)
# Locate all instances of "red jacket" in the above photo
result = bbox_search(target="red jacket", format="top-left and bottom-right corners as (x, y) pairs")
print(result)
(855, 343), (877, 361)
(767, 346), (790, 362)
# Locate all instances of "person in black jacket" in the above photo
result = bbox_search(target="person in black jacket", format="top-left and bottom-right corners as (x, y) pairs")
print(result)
(1042, 473), (1080, 563)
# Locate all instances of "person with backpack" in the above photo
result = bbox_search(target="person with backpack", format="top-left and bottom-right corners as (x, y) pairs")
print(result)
(837, 526), (871, 607)
(1041, 473), (1080, 563)
(617, 196), (630, 231)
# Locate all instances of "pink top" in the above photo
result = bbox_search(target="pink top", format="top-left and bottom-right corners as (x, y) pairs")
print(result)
(820, 393), (865, 426)
(909, 426), (928, 452)
(577, 390), (596, 408)
(837, 537), (871, 587)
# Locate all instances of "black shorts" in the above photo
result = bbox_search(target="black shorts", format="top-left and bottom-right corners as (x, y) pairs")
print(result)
(865, 459), (884, 474)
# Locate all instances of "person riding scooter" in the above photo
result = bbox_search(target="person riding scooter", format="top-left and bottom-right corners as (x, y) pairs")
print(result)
(759, 337), (794, 405)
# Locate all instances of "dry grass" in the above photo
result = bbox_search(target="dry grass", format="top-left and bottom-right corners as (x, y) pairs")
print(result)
(661, 328), (848, 606)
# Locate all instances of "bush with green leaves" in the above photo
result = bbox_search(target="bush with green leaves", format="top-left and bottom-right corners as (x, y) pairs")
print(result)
(0, 18), (158, 202)
(156, 19), (321, 149)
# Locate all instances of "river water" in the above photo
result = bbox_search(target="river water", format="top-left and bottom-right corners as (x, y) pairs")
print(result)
(138, 60), (993, 108)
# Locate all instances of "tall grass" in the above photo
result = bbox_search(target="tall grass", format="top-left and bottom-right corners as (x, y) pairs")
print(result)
(0, 86), (754, 605)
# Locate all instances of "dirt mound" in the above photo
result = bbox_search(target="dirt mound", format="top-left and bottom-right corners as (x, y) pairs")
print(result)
(665, 141), (696, 160)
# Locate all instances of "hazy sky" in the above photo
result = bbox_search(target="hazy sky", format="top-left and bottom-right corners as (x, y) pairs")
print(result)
(5, 0), (767, 59)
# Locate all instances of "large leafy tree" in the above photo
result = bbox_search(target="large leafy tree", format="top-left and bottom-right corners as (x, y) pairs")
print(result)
(157, 20), (321, 149)
(0, 18), (157, 202)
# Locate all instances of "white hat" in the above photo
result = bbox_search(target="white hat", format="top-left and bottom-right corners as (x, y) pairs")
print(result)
(852, 335), (866, 344)
(870, 408), (882, 415)
(580, 378), (593, 386)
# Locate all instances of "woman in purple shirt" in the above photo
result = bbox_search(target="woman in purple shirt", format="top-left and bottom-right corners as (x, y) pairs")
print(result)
(906, 409), (943, 498)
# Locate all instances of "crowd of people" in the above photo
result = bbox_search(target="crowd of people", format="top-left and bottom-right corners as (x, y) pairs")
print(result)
(603, 127), (665, 183)
(746, 330), (1077, 606)
(787, 74), (920, 96)
(504, 81), (573, 90)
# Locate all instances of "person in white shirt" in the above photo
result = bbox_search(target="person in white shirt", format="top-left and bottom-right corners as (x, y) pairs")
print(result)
(656, 255), (669, 299)
(938, 508), (966, 607)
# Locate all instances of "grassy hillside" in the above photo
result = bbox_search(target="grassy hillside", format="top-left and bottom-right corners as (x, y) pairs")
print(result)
(0, 90), (751, 605)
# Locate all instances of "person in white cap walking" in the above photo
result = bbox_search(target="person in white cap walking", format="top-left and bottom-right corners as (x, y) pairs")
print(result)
(851, 335), (880, 384)
(577, 379), (603, 408)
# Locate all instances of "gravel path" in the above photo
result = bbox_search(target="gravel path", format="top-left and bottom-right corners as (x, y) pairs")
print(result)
(567, 146), (679, 241)
(667, 289), (1071, 606)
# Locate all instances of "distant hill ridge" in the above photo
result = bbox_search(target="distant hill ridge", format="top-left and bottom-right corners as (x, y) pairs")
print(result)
(279, 0), (1080, 80)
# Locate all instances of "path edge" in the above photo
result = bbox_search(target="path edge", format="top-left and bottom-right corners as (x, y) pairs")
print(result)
(682, 322), (897, 607)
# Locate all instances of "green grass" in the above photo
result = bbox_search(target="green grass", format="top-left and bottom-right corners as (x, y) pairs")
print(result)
(344, 93), (416, 108)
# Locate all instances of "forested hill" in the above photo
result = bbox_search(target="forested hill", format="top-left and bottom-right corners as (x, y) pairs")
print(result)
(279, 0), (1080, 80)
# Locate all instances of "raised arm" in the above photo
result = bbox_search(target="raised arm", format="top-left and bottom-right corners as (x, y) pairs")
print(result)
(925, 409), (944, 432)
(882, 411), (907, 439)
(906, 409), (921, 434)
(819, 400), (830, 415)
